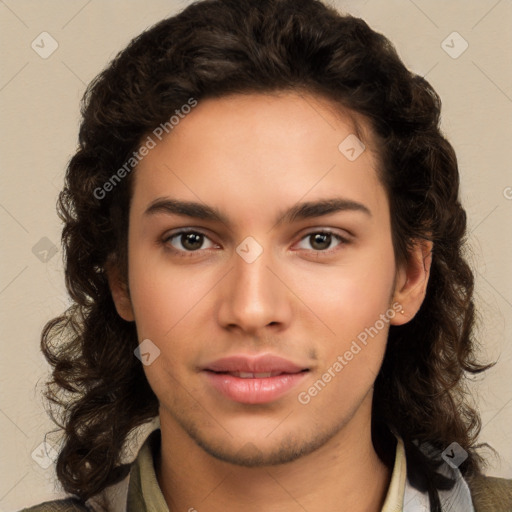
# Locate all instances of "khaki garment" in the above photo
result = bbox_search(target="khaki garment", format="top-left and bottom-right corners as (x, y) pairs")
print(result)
(20, 430), (512, 512)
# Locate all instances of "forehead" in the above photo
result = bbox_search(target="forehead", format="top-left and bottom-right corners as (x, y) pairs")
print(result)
(130, 92), (387, 222)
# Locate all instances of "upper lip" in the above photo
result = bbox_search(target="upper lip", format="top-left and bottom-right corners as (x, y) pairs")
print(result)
(203, 354), (307, 374)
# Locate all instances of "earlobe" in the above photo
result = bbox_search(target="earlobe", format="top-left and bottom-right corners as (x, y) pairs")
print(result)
(391, 240), (433, 326)
(105, 259), (135, 322)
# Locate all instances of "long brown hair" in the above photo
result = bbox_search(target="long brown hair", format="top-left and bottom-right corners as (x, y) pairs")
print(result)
(41, 1), (494, 509)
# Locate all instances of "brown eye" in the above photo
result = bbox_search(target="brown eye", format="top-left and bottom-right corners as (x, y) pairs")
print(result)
(309, 233), (332, 250)
(164, 230), (216, 253)
(180, 232), (204, 251)
(296, 231), (345, 252)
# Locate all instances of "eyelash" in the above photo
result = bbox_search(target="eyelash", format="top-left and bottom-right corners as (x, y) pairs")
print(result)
(161, 229), (350, 258)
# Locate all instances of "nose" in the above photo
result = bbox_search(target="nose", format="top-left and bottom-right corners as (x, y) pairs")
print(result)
(216, 241), (293, 334)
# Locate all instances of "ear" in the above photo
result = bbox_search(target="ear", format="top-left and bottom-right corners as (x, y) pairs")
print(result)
(390, 239), (433, 326)
(105, 258), (135, 322)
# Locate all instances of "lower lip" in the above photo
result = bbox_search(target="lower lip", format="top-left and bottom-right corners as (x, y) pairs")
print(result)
(203, 371), (308, 404)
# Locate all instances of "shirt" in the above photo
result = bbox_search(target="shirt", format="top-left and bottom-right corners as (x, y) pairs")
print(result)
(26, 427), (512, 511)
(83, 428), (475, 512)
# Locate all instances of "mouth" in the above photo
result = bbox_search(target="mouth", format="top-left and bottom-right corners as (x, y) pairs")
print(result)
(205, 370), (309, 379)
(203, 353), (309, 374)
(201, 354), (310, 404)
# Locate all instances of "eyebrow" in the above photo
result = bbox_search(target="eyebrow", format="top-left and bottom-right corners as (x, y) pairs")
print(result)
(143, 197), (372, 227)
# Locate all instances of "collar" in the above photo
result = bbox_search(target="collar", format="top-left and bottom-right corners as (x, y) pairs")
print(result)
(87, 428), (475, 511)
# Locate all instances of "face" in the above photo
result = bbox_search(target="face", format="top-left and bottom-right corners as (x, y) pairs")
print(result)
(110, 92), (424, 466)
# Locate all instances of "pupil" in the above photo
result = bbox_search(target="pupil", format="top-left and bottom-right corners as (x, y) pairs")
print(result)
(311, 233), (331, 250)
(182, 233), (203, 250)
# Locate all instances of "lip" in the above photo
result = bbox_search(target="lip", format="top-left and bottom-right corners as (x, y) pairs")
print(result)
(202, 354), (309, 404)
(203, 371), (308, 404)
(203, 354), (307, 373)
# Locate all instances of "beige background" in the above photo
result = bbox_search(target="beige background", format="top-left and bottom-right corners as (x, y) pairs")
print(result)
(0, 0), (511, 510)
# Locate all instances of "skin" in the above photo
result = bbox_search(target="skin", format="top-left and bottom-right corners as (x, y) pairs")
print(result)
(108, 92), (432, 512)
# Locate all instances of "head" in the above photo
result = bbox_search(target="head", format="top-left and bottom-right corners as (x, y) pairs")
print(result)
(42, 0), (493, 508)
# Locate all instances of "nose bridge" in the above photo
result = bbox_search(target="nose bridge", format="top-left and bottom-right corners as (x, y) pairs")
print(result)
(218, 239), (290, 331)
(233, 242), (276, 310)
(235, 250), (271, 301)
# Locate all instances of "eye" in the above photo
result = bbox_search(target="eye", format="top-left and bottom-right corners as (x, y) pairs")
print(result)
(163, 230), (217, 253)
(295, 231), (347, 252)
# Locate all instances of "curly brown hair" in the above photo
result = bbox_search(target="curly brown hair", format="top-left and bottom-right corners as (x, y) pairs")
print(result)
(41, 0), (495, 509)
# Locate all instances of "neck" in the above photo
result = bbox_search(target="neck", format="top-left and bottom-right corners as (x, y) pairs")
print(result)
(156, 394), (392, 512)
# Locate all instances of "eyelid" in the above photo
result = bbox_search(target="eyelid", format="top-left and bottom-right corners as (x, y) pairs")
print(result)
(163, 227), (212, 239)
(162, 228), (219, 255)
(299, 227), (352, 240)
(293, 228), (351, 253)
(161, 227), (352, 256)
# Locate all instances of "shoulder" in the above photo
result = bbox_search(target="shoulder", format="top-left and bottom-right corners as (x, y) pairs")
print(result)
(19, 498), (90, 512)
(465, 474), (512, 512)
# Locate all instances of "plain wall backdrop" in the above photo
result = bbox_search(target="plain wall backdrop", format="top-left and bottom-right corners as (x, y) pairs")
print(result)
(1, 0), (511, 510)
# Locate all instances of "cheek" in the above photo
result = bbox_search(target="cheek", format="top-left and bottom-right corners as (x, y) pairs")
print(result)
(127, 244), (214, 338)
(288, 244), (396, 339)
(298, 351), (379, 424)
(297, 310), (391, 416)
